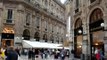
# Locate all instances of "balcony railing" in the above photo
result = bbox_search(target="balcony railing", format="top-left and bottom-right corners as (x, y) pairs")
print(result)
(4, 19), (15, 25)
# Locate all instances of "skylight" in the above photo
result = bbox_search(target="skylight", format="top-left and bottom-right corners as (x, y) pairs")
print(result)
(60, 0), (66, 4)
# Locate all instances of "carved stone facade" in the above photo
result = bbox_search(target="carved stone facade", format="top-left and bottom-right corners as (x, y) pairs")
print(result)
(0, 0), (66, 47)
(66, 0), (107, 59)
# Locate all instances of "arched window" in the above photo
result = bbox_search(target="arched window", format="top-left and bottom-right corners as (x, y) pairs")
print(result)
(90, 8), (103, 23)
(34, 32), (40, 41)
(89, 8), (103, 30)
(74, 18), (82, 58)
(75, 18), (82, 29)
(43, 34), (47, 42)
(22, 29), (30, 40)
(26, 13), (30, 25)
(36, 16), (40, 28)
(89, 8), (104, 59)
(50, 35), (54, 43)
(74, 18), (82, 35)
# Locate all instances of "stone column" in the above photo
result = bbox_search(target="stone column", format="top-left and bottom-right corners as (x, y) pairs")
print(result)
(103, 15), (107, 58)
(81, 23), (89, 60)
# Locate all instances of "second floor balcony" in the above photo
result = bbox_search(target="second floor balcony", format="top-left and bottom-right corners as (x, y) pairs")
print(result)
(3, 19), (15, 25)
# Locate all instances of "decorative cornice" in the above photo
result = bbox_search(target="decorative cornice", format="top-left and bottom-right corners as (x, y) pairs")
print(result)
(4, 0), (66, 26)
(88, 0), (101, 9)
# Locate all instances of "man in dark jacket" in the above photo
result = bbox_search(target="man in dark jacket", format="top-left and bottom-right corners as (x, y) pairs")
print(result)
(5, 46), (18, 60)
(60, 48), (66, 60)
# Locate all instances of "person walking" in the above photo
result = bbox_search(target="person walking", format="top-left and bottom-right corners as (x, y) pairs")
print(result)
(95, 49), (100, 60)
(99, 49), (104, 60)
(5, 46), (18, 60)
(44, 49), (48, 59)
(0, 47), (4, 60)
(60, 48), (66, 60)
(15, 47), (21, 56)
(32, 49), (35, 60)
(40, 49), (44, 59)
(28, 49), (32, 60)
(0, 47), (5, 60)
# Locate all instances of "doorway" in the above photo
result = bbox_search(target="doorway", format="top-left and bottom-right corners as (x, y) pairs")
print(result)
(91, 41), (104, 60)
(1, 40), (14, 48)
(1, 27), (15, 48)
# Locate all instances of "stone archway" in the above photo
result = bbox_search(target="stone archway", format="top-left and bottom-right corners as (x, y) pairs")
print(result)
(89, 8), (104, 60)
(22, 29), (30, 40)
(74, 18), (83, 58)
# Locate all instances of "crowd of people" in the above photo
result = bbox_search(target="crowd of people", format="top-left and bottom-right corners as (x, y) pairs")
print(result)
(0, 46), (71, 60)
(94, 48), (104, 60)
(22, 47), (70, 60)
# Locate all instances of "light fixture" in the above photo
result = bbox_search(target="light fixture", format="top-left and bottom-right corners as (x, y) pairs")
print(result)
(95, 43), (98, 45)
(78, 45), (82, 48)
(101, 23), (104, 27)
(78, 30), (82, 34)
(66, 34), (69, 37)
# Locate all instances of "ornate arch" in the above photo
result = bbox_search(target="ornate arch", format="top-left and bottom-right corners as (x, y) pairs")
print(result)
(89, 8), (104, 59)
(75, 18), (82, 29)
(22, 29), (30, 40)
(90, 8), (103, 23)
(74, 18), (83, 58)
(87, 6), (104, 24)
(89, 8), (104, 30)
(74, 18), (83, 36)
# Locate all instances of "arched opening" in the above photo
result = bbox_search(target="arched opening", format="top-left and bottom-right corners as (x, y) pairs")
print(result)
(50, 35), (54, 43)
(22, 29), (30, 40)
(43, 34), (47, 42)
(34, 32), (40, 41)
(89, 8), (104, 60)
(74, 18), (83, 58)
(1, 27), (14, 47)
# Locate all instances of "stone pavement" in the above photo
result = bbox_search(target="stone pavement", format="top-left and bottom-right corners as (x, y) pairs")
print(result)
(18, 55), (80, 60)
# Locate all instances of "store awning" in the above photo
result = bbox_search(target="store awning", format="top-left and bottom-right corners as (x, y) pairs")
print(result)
(22, 40), (63, 49)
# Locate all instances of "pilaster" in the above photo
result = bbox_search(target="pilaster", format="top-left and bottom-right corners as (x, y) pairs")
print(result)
(81, 22), (90, 60)
(103, 15), (107, 58)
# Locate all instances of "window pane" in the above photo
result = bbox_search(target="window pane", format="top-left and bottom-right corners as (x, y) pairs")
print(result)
(76, 0), (79, 8)
(26, 13), (30, 25)
(7, 9), (13, 20)
(90, 0), (96, 3)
